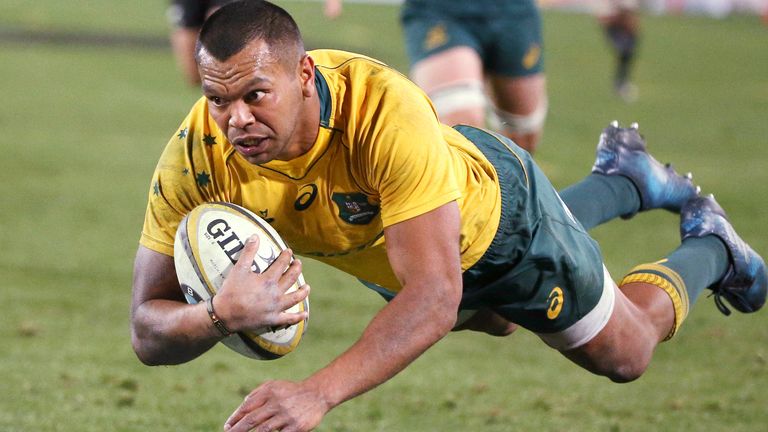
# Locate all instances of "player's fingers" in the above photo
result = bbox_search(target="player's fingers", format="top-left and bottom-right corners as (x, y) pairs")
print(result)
(277, 284), (310, 312)
(277, 258), (303, 291)
(273, 286), (310, 326)
(264, 248), (293, 277)
(224, 392), (271, 431)
(274, 310), (309, 328)
(254, 415), (290, 432)
(226, 410), (277, 432)
(235, 235), (260, 271)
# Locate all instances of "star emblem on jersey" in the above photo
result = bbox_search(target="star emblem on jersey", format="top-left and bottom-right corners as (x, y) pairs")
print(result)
(259, 209), (275, 224)
(153, 181), (160, 196)
(195, 171), (211, 187)
(203, 134), (217, 145)
(182, 168), (189, 175)
(332, 192), (379, 225)
(177, 127), (188, 139)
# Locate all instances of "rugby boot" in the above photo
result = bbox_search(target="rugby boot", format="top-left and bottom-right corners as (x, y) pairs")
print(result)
(591, 121), (700, 219)
(680, 195), (767, 315)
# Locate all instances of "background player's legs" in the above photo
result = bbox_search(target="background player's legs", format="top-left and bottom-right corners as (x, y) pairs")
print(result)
(167, 0), (232, 86)
(170, 27), (201, 86)
(487, 73), (547, 153)
(597, 1), (641, 102)
(410, 46), (487, 129)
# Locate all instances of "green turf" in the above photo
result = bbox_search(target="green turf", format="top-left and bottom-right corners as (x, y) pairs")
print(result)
(0, 0), (167, 35)
(1, 1), (767, 431)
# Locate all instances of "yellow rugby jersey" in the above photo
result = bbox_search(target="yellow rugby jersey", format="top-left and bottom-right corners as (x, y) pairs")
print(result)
(141, 49), (501, 292)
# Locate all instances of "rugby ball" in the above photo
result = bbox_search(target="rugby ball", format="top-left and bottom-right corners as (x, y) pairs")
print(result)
(173, 202), (308, 360)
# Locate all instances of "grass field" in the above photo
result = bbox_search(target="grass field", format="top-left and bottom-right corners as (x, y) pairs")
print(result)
(1, 1), (767, 431)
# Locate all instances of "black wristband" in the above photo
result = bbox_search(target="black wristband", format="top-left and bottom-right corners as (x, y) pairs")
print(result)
(206, 296), (232, 337)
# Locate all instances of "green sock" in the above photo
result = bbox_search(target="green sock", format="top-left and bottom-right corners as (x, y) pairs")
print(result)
(661, 235), (729, 304)
(559, 174), (640, 230)
(620, 236), (729, 339)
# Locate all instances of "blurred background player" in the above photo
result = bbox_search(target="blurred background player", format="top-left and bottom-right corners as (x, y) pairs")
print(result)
(324, 0), (548, 154)
(167, 0), (235, 85)
(324, 0), (343, 19)
(595, 0), (641, 102)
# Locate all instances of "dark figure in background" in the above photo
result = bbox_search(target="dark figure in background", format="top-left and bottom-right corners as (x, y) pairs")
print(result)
(167, 0), (235, 85)
(597, 0), (641, 102)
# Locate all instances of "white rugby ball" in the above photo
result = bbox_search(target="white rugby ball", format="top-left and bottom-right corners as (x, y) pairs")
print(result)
(173, 202), (308, 360)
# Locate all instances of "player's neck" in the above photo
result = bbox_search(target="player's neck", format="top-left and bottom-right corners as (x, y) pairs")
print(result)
(284, 91), (322, 160)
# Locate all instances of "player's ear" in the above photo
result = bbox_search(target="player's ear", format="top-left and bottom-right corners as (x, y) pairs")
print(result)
(299, 54), (315, 98)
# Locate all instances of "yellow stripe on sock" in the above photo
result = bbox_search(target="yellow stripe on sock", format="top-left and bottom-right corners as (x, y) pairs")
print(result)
(620, 264), (689, 340)
(635, 263), (690, 312)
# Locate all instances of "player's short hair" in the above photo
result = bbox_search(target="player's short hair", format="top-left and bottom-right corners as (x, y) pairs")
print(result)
(195, 0), (304, 65)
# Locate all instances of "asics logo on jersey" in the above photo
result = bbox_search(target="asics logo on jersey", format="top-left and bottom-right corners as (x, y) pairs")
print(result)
(546, 286), (564, 320)
(295, 184), (318, 211)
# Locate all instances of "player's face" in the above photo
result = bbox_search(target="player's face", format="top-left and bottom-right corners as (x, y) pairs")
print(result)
(199, 40), (317, 165)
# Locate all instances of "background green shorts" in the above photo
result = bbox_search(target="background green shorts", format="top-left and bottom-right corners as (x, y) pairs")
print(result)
(401, 0), (544, 77)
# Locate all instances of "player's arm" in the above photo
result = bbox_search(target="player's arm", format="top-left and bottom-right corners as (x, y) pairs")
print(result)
(130, 245), (220, 365)
(312, 201), (463, 401)
(224, 202), (462, 432)
(130, 238), (309, 366)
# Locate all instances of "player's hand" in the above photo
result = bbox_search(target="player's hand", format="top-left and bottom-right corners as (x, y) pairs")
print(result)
(215, 235), (309, 333)
(224, 380), (328, 432)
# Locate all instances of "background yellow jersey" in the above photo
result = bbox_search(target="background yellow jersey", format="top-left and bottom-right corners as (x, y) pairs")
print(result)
(141, 49), (501, 292)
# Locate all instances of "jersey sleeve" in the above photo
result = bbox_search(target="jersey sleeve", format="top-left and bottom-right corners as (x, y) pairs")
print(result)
(140, 98), (229, 256)
(351, 69), (461, 227)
